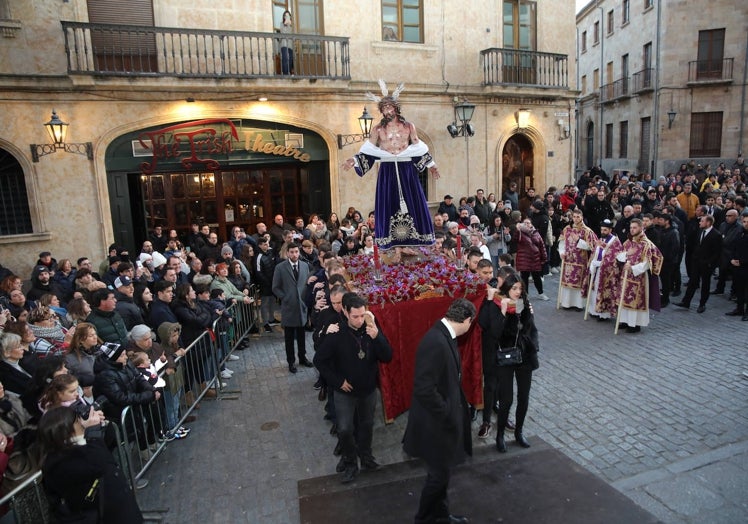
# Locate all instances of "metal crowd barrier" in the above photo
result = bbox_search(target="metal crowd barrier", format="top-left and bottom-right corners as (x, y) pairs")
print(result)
(0, 471), (48, 524)
(116, 290), (259, 487)
(0, 289), (261, 521)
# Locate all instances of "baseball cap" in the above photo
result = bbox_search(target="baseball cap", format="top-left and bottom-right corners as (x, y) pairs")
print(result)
(444, 194), (453, 200)
(114, 276), (132, 288)
(35, 265), (50, 274)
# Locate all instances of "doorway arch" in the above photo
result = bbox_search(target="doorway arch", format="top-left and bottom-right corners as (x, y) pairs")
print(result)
(501, 133), (534, 196)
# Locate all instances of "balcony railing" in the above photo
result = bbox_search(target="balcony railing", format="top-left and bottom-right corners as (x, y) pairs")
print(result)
(61, 21), (350, 80)
(632, 68), (653, 93)
(481, 48), (568, 88)
(688, 58), (733, 83)
(600, 76), (630, 103)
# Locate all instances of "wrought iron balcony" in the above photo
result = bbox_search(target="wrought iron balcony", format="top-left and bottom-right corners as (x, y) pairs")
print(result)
(688, 58), (733, 83)
(480, 48), (568, 89)
(632, 68), (653, 93)
(61, 21), (350, 80)
(600, 76), (630, 103)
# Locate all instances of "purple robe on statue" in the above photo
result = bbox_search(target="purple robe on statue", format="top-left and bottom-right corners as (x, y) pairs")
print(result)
(352, 141), (435, 250)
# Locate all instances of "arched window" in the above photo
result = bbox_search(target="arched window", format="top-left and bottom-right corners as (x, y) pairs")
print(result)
(0, 148), (33, 236)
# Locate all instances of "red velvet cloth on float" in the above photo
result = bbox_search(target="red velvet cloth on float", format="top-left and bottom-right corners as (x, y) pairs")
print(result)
(346, 250), (485, 422)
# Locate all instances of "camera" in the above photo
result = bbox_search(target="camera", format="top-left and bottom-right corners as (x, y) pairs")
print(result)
(71, 397), (107, 420)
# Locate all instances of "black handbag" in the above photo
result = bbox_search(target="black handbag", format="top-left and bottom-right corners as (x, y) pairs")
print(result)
(496, 329), (523, 366)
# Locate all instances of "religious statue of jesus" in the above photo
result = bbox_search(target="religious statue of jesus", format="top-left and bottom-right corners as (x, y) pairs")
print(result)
(343, 81), (440, 250)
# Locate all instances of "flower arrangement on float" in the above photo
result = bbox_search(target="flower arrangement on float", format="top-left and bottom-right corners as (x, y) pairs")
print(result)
(345, 248), (486, 306)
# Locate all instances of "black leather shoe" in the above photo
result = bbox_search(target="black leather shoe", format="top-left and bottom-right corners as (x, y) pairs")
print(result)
(288, 364), (297, 374)
(299, 358), (314, 368)
(435, 514), (469, 523)
(360, 457), (381, 471)
(696, 305), (706, 313)
(673, 302), (689, 309)
(742, 315), (748, 321)
(336, 457), (346, 473)
(626, 326), (641, 333)
(496, 434), (507, 453)
(725, 309), (743, 316)
(340, 465), (359, 484)
(505, 419), (516, 430)
(515, 432), (531, 448)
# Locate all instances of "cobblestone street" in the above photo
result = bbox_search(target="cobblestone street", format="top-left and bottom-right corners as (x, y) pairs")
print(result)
(138, 272), (748, 523)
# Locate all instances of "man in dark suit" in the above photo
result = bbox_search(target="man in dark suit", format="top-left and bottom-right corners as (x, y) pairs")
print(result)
(403, 298), (476, 524)
(675, 214), (723, 313)
(272, 242), (312, 373)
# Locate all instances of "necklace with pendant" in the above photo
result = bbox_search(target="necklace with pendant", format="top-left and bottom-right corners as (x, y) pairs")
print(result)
(351, 332), (366, 359)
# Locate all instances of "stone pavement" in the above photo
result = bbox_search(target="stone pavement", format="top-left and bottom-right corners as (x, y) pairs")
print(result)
(137, 272), (748, 523)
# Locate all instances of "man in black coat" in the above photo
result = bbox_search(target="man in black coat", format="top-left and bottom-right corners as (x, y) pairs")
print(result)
(403, 298), (476, 524)
(314, 292), (393, 484)
(675, 214), (723, 313)
(437, 195), (459, 222)
(712, 209), (741, 296)
(657, 213), (680, 307)
(725, 214), (748, 320)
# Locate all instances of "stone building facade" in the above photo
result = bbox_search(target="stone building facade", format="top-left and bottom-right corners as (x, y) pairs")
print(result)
(576, 0), (748, 178)
(0, 0), (575, 276)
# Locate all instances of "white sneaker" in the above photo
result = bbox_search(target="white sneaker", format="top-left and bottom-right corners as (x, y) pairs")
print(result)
(220, 370), (233, 379)
(228, 354), (240, 361)
(537, 293), (550, 301)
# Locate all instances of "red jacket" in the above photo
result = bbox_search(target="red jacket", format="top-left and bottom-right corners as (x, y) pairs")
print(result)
(513, 227), (547, 272)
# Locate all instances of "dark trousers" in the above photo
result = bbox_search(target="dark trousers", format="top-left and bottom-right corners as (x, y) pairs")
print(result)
(659, 262), (677, 303)
(280, 46), (294, 74)
(334, 390), (376, 465)
(682, 264), (713, 307)
(482, 373), (499, 425)
(520, 271), (544, 294)
(415, 462), (451, 523)
(283, 326), (306, 364)
(734, 268), (748, 313)
(714, 260), (733, 294)
(496, 366), (532, 437)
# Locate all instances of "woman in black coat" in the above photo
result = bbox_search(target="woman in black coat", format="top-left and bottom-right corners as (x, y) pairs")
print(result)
(171, 283), (214, 388)
(39, 406), (143, 524)
(478, 272), (539, 453)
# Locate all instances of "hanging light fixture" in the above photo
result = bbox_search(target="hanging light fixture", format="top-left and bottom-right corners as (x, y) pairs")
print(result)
(30, 109), (93, 162)
(337, 107), (374, 149)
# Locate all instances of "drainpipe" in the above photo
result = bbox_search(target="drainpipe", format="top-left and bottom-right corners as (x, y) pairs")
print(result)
(738, 31), (748, 156)
(598, 5), (604, 172)
(651, 0), (662, 176)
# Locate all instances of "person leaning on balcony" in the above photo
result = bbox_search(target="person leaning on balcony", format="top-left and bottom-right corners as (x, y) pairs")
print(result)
(279, 10), (294, 75)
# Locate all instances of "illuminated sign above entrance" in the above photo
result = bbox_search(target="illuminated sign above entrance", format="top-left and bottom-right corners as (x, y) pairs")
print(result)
(136, 118), (311, 175)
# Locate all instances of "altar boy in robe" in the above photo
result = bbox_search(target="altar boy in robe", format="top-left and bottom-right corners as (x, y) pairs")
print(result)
(582, 219), (623, 320)
(615, 218), (663, 333)
(558, 209), (598, 310)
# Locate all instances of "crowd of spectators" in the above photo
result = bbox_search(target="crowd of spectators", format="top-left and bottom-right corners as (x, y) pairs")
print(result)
(0, 155), (746, 512)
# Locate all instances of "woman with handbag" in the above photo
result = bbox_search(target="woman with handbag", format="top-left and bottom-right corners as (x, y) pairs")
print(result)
(478, 272), (539, 453)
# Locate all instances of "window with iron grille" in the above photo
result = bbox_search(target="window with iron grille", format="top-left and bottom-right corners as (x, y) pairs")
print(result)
(689, 112), (722, 157)
(0, 149), (33, 236)
(619, 121), (628, 158)
(381, 0), (423, 43)
(605, 124), (613, 158)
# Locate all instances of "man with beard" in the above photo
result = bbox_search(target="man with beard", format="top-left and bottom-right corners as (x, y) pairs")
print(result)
(657, 213), (680, 307)
(713, 209), (741, 297)
(585, 188), (615, 237)
(26, 265), (61, 302)
(615, 219), (663, 332)
(583, 219), (622, 320)
(343, 81), (439, 250)
(674, 214), (722, 313)
(558, 209), (597, 310)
